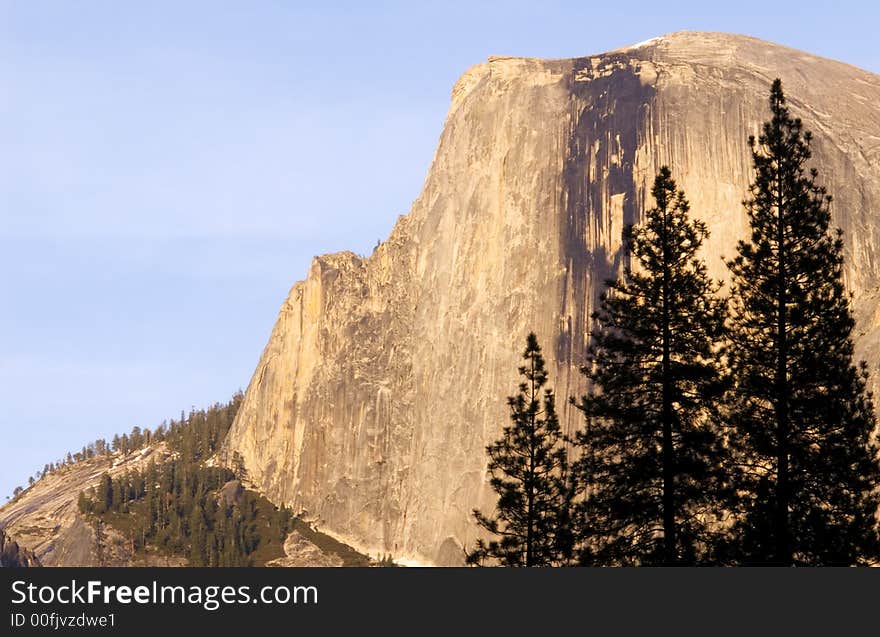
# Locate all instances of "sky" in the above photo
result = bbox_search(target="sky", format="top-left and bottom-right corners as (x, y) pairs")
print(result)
(2, 1), (879, 499)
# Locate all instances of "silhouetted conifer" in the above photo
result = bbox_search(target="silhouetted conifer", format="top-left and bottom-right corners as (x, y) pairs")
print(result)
(467, 333), (574, 566)
(574, 167), (728, 565)
(726, 79), (880, 565)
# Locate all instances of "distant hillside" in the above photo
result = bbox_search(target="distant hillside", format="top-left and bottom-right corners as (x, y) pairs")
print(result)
(0, 396), (375, 567)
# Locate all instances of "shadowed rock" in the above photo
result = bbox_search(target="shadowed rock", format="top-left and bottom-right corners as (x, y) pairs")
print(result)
(219, 479), (244, 508)
(0, 528), (40, 567)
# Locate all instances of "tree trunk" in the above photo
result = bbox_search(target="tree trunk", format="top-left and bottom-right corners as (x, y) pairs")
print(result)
(775, 157), (791, 566)
(661, 200), (676, 565)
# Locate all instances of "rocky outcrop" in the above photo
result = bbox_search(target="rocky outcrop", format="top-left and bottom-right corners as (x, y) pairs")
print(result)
(0, 528), (40, 567)
(219, 479), (245, 508)
(265, 531), (344, 568)
(224, 31), (880, 565)
(0, 445), (174, 566)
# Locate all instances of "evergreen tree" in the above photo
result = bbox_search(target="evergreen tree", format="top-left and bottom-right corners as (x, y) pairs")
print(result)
(726, 79), (880, 565)
(77, 490), (92, 515)
(231, 452), (248, 482)
(574, 167), (728, 565)
(466, 333), (573, 566)
(189, 506), (207, 566)
(96, 472), (113, 514)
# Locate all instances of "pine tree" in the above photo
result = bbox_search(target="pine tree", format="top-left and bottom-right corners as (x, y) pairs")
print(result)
(189, 506), (207, 566)
(96, 472), (113, 514)
(726, 79), (880, 565)
(77, 490), (92, 515)
(466, 333), (573, 567)
(574, 167), (728, 565)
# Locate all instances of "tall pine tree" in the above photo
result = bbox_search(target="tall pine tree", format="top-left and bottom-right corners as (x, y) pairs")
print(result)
(574, 167), (728, 565)
(726, 79), (880, 565)
(466, 333), (573, 566)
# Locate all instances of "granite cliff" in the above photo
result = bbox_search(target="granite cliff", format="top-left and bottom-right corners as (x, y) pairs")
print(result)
(221, 31), (880, 566)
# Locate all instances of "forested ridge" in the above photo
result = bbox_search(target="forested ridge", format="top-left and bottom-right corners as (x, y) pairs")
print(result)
(72, 394), (294, 565)
(67, 394), (376, 566)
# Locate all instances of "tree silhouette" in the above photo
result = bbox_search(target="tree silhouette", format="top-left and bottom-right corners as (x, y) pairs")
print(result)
(467, 333), (573, 566)
(574, 167), (728, 565)
(726, 79), (880, 565)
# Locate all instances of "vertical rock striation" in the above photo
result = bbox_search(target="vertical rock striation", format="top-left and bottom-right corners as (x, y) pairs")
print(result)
(223, 32), (880, 564)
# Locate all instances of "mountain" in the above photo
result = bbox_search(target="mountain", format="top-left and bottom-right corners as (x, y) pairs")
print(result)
(0, 402), (372, 566)
(221, 31), (880, 565)
(3, 31), (879, 567)
(0, 445), (181, 566)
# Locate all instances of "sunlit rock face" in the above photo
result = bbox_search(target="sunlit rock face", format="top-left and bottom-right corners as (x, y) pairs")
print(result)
(223, 31), (880, 565)
(0, 445), (180, 566)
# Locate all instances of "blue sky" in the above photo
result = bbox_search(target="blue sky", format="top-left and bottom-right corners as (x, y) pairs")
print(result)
(2, 1), (878, 499)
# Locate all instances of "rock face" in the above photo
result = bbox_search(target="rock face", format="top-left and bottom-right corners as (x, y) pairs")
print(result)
(0, 528), (40, 567)
(223, 31), (880, 565)
(265, 532), (344, 568)
(0, 445), (176, 566)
